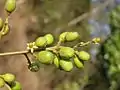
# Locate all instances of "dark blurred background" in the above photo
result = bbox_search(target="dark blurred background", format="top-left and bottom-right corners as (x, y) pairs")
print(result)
(0, 0), (119, 90)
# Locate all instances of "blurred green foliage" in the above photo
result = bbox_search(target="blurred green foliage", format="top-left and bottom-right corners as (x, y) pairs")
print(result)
(98, 5), (120, 90)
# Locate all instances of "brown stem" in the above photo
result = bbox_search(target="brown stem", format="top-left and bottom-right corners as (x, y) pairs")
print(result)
(23, 53), (32, 65)
(0, 50), (29, 56)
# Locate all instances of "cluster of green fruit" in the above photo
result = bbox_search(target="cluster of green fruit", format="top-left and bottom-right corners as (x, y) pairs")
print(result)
(27, 32), (91, 72)
(0, 0), (16, 38)
(35, 47), (90, 72)
(0, 73), (22, 90)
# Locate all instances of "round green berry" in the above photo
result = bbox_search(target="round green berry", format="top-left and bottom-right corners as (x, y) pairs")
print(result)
(35, 37), (47, 47)
(59, 47), (74, 59)
(73, 56), (84, 69)
(53, 56), (59, 68)
(59, 32), (68, 42)
(37, 51), (54, 64)
(0, 77), (5, 88)
(66, 32), (79, 41)
(78, 51), (90, 61)
(44, 34), (54, 45)
(59, 59), (73, 72)
(5, 0), (16, 13)
(11, 81), (22, 90)
(2, 73), (15, 84)
(0, 18), (3, 30)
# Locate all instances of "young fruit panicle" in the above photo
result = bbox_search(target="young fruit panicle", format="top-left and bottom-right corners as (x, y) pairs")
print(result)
(44, 34), (54, 45)
(59, 46), (75, 59)
(78, 51), (90, 61)
(0, 77), (5, 88)
(37, 50), (55, 64)
(35, 37), (47, 47)
(0, 18), (3, 30)
(59, 59), (73, 72)
(53, 55), (59, 68)
(73, 55), (84, 69)
(5, 0), (16, 14)
(11, 81), (22, 90)
(2, 73), (15, 84)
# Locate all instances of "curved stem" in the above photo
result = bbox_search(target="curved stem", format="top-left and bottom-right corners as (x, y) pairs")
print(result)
(5, 83), (12, 90)
(23, 53), (31, 65)
(73, 41), (91, 49)
(0, 17), (8, 39)
(56, 40), (62, 49)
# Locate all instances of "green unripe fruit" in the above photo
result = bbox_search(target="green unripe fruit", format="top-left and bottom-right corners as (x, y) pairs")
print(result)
(35, 37), (47, 47)
(37, 51), (54, 64)
(59, 59), (73, 72)
(0, 18), (3, 30)
(66, 32), (79, 41)
(11, 81), (22, 90)
(5, 0), (16, 13)
(2, 73), (15, 83)
(78, 51), (90, 61)
(73, 56), (84, 69)
(59, 47), (74, 59)
(53, 56), (59, 68)
(0, 78), (5, 88)
(45, 34), (54, 45)
(59, 32), (68, 42)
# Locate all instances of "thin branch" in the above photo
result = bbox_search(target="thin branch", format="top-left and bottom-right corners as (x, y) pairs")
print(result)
(24, 53), (32, 65)
(0, 50), (28, 56)
(0, 0), (113, 57)
(5, 83), (12, 90)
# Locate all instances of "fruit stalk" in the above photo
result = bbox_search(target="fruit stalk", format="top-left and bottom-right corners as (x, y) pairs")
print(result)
(24, 53), (32, 66)
(5, 83), (12, 90)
